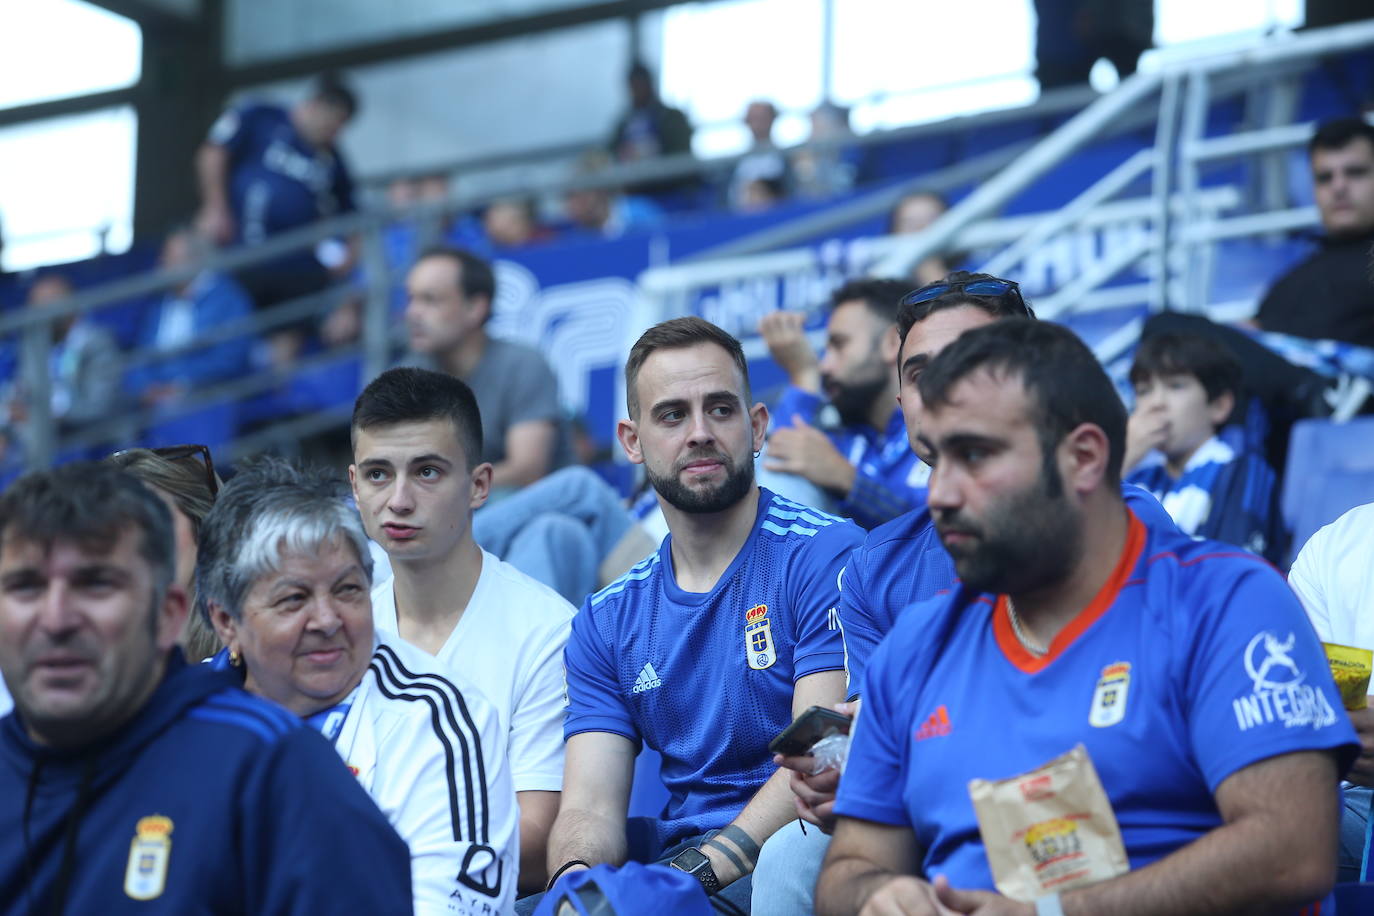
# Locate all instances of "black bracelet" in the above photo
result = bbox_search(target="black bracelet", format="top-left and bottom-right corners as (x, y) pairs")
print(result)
(546, 859), (591, 892)
(703, 838), (748, 876)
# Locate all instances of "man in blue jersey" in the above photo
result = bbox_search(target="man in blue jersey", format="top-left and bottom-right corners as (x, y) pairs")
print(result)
(758, 278), (930, 529)
(816, 319), (1356, 916)
(0, 463), (411, 913)
(542, 317), (863, 912)
(195, 73), (359, 362)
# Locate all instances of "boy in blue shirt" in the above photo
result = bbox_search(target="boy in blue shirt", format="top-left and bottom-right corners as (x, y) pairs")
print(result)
(543, 317), (862, 913)
(1124, 332), (1285, 561)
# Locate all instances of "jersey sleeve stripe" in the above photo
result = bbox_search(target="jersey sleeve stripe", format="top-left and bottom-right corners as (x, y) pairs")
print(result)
(187, 706), (287, 744)
(761, 519), (820, 538)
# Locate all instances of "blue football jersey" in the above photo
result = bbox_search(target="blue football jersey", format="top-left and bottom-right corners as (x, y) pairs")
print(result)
(840, 482), (1176, 698)
(835, 512), (1357, 893)
(207, 103), (356, 245)
(564, 488), (863, 853)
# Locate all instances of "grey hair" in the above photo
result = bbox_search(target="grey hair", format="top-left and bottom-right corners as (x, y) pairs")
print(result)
(194, 457), (373, 623)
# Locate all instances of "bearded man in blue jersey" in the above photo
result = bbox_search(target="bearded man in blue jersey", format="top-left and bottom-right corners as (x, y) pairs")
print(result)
(816, 319), (1356, 916)
(541, 317), (863, 913)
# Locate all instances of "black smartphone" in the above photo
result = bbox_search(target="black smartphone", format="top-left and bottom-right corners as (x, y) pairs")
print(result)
(768, 705), (853, 757)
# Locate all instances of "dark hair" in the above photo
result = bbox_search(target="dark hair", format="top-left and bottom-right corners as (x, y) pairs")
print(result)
(414, 246), (496, 315)
(918, 319), (1127, 486)
(625, 317), (750, 418)
(1309, 117), (1374, 156)
(196, 457), (372, 624)
(895, 271), (1034, 348)
(312, 72), (358, 119)
(0, 462), (175, 594)
(1130, 333), (1242, 421)
(352, 367), (484, 468)
(830, 278), (910, 324)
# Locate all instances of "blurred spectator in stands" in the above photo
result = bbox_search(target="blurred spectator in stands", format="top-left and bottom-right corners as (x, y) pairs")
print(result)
(482, 198), (549, 249)
(1035, 0), (1153, 90)
(792, 102), (862, 199)
(737, 176), (788, 213)
(1255, 118), (1374, 350)
(562, 150), (664, 238)
(1122, 333), (1284, 562)
(402, 247), (569, 490)
(888, 190), (957, 286)
(128, 228), (253, 410)
(6, 273), (121, 439)
(194, 72), (360, 366)
(609, 61), (695, 197)
(758, 278), (929, 529)
(728, 100), (793, 211)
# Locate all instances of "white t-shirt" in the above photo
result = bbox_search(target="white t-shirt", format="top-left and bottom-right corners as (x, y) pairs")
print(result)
(1289, 502), (1374, 651)
(341, 633), (519, 916)
(372, 549), (574, 795)
(0, 678), (11, 718)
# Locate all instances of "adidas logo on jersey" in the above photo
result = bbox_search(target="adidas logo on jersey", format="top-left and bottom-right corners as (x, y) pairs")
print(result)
(914, 704), (952, 741)
(632, 662), (662, 694)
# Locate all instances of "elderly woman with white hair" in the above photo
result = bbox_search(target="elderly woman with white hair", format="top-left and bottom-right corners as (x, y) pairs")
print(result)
(197, 458), (518, 916)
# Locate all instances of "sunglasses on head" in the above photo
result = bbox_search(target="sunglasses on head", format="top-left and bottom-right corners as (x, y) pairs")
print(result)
(110, 444), (219, 497)
(899, 277), (1033, 318)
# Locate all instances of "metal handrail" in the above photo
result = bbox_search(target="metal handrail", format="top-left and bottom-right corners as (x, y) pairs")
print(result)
(871, 17), (1374, 280)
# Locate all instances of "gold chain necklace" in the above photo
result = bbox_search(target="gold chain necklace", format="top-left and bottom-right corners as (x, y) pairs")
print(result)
(1006, 597), (1048, 657)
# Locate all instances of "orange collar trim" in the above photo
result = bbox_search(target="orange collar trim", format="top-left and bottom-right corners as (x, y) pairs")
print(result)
(992, 511), (1146, 674)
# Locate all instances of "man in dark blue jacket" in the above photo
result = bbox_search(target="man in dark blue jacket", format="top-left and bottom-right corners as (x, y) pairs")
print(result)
(0, 462), (412, 914)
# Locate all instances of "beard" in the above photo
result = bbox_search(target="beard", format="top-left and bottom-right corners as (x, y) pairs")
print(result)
(933, 464), (1082, 596)
(825, 368), (890, 428)
(646, 447), (755, 514)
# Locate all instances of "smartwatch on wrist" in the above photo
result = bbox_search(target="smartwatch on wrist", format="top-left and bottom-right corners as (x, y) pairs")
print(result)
(1034, 893), (1064, 916)
(668, 847), (721, 894)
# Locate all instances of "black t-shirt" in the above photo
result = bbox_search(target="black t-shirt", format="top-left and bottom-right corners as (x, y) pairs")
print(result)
(1256, 232), (1374, 349)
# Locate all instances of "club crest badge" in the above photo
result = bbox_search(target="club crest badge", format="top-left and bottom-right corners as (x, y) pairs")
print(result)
(1089, 661), (1131, 728)
(744, 604), (775, 671)
(124, 815), (173, 900)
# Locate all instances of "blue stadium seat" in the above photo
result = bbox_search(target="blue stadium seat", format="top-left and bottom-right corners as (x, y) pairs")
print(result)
(1282, 417), (1374, 562)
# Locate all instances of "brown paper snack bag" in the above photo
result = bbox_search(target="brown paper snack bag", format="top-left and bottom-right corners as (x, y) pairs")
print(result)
(1321, 642), (1372, 711)
(968, 744), (1129, 902)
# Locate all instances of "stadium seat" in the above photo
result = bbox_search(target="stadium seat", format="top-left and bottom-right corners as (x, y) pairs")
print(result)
(1281, 417), (1374, 562)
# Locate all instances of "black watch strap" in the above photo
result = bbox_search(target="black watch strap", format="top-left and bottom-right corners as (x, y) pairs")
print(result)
(668, 847), (721, 894)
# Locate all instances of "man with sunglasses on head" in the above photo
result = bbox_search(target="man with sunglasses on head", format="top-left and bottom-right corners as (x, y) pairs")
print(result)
(750, 273), (1177, 916)
(757, 278), (928, 530)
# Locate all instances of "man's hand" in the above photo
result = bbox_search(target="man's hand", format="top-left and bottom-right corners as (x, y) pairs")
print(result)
(774, 700), (857, 834)
(1123, 406), (1169, 472)
(759, 311), (821, 392)
(858, 876), (959, 916)
(765, 415), (856, 496)
(930, 876), (1033, 915)
(195, 203), (236, 246)
(1345, 705), (1374, 787)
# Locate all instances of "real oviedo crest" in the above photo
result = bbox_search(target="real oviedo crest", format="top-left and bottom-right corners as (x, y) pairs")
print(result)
(124, 815), (173, 900)
(744, 604), (776, 671)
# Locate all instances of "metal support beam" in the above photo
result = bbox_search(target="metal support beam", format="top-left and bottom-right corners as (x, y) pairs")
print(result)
(222, 0), (729, 89)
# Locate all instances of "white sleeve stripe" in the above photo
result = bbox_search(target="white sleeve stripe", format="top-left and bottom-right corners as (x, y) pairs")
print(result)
(371, 645), (491, 844)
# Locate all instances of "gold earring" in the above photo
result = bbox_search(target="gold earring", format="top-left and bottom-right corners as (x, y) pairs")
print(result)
(229, 649), (241, 668)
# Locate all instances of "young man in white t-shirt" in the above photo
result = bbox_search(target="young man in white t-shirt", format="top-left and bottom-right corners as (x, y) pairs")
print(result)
(350, 367), (575, 896)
